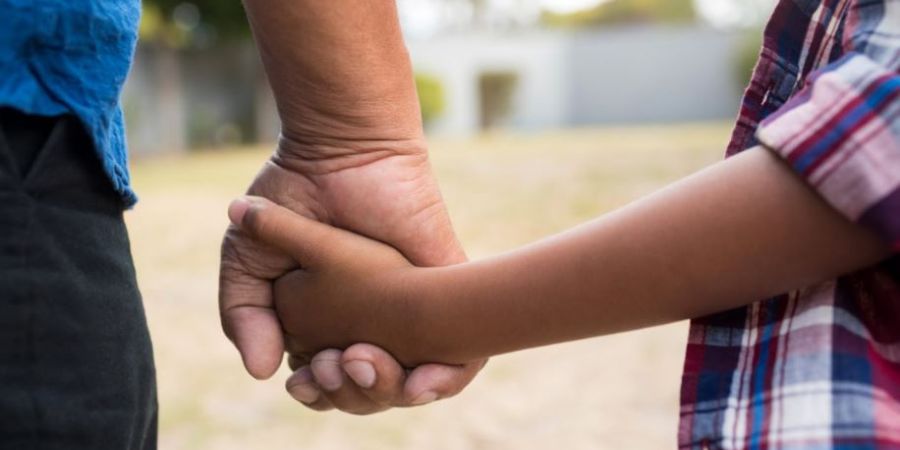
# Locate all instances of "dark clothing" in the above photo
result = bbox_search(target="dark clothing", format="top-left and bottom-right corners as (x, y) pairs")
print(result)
(0, 109), (156, 449)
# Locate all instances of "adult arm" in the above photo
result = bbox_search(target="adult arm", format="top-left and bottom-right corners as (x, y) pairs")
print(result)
(219, 0), (482, 414)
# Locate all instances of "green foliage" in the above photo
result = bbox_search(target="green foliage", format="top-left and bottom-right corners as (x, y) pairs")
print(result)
(733, 28), (764, 89)
(543, 0), (696, 27)
(141, 0), (250, 47)
(415, 73), (446, 125)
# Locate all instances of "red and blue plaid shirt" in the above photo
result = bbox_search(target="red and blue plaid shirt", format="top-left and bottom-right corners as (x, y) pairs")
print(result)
(679, 1), (900, 449)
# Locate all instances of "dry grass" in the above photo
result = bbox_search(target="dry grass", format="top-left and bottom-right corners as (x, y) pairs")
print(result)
(127, 123), (731, 450)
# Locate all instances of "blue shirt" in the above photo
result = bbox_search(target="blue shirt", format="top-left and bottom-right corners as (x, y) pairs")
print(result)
(0, 0), (141, 206)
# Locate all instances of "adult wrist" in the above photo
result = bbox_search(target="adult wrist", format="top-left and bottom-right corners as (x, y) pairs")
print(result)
(273, 132), (429, 175)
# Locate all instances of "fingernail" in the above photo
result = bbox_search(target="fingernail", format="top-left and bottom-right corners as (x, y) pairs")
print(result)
(410, 391), (438, 406)
(311, 362), (344, 392)
(344, 360), (376, 389)
(287, 382), (321, 404)
(228, 197), (251, 226)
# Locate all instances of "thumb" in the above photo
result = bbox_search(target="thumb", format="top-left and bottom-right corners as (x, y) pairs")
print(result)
(228, 196), (340, 268)
(218, 269), (285, 380)
(219, 226), (287, 380)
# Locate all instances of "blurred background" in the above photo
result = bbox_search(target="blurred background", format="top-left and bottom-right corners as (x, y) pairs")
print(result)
(125, 1), (775, 448)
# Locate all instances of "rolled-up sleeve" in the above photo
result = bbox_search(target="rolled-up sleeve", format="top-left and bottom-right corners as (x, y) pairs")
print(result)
(756, 4), (900, 249)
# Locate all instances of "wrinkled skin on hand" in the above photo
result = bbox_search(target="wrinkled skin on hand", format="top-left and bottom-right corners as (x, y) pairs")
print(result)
(219, 144), (485, 414)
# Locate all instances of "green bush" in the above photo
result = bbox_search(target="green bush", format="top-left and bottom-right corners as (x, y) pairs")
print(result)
(415, 73), (446, 126)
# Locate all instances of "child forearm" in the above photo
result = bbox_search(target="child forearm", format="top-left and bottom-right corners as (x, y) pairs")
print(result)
(407, 147), (888, 364)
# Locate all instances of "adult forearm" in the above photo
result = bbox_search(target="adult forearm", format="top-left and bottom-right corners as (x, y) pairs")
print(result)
(242, 0), (424, 158)
(412, 147), (888, 364)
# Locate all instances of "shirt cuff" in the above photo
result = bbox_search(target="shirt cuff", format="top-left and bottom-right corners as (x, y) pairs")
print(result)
(756, 54), (900, 250)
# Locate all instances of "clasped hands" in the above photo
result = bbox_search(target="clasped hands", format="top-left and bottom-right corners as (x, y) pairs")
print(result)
(219, 147), (485, 415)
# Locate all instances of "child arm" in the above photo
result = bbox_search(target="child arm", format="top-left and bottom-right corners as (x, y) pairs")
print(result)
(413, 146), (887, 363)
(231, 146), (888, 367)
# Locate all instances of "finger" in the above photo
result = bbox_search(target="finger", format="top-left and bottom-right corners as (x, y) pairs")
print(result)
(219, 241), (284, 380)
(341, 343), (407, 406)
(402, 359), (488, 406)
(228, 196), (343, 268)
(310, 349), (348, 392)
(286, 366), (334, 412)
(310, 349), (388, 415)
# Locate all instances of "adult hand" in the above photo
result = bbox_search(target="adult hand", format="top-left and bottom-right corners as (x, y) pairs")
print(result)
(221, 0), (486, 415)
(220, 140), (486, 414)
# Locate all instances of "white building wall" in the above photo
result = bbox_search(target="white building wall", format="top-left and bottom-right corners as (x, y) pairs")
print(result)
(407, 26), (744, 136)
(567, 26), (743, 124)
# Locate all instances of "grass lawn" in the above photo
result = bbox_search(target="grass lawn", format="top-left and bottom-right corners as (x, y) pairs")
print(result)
(128, 122), (731, 450)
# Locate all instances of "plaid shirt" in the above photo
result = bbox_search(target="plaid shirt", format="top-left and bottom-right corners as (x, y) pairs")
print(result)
(679, 1), (900, 449)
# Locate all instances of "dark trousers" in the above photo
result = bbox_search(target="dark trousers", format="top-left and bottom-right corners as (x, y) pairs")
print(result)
(0, 109), (157, 449)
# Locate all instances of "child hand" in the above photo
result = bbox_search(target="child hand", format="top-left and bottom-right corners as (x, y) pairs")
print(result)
(227, 196), (426, 367)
